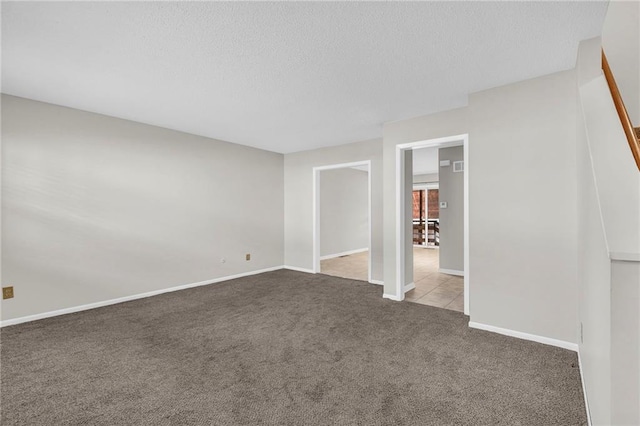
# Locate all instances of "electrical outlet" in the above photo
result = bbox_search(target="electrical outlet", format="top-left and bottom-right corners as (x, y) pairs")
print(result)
(246, 253), (251, 261)
(3, 286), (14, 300)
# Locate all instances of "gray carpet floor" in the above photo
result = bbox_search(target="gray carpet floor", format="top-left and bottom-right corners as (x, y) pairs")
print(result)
(1, 270), (586, 425)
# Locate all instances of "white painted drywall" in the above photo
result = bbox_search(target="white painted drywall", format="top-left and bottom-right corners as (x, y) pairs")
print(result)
(384, 70), (580, 343)
(468, 70), (579, 344)
(284, 139), (383, 282)
(602, 0), (640, 124)
(320, 168), (368, 258)
(580, 76), (640, 259)
(576, 39), (612, 424)
(1, 95), (284, 321)
(438, 146), (464, 272)
(412, 147), (439, 175)
(576, 36), (640, 425)
(413, 173), (438, 184)
(611, 259), (640, 426)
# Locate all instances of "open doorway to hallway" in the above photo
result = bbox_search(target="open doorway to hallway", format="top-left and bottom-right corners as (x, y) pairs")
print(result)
(313, 162), (371, 282)
(397, 138), (468, 314)
(406, 145), (464, 311)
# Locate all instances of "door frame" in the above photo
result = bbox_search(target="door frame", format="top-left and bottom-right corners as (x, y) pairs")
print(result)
(312, 160), (373, 284)
(396, 134), (470, 315)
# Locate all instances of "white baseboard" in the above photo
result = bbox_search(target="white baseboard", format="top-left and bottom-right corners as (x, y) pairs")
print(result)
(283, 265), (315, 274)
(369, 279), (384, 285)
(0, 266), (284, 328)
(439, 268), (464, 276)
(468, 321), (578, 352)
(383, 293), (403, 301)
(578, 350), (592, 426)
(404, 282), (415, 292)
(320, 248), (368, 261)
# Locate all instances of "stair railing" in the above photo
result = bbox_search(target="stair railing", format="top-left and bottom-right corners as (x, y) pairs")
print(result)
(602, 49), (640, 171)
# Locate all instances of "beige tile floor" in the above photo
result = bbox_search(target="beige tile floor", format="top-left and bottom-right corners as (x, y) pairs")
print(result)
(320, 247), (464, 312)
(321, 250), (369, 281)
(407, 247), (464, 312)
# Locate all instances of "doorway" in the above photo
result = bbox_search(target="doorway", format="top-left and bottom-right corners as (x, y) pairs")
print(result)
(313, 161), (372, 283)
(396, 135), (469, 315)
(412, 148), (440, 249)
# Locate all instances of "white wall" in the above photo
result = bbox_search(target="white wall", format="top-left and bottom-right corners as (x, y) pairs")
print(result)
(610, 260), (640, 425)
(602, 0), (640, 124)
(320, 168), (368, 258)
(383, 71), (580, 343)
(579, 70), (640, 260)
(576, 40), (613, 425)
(468, 70), (579, 344)
(1, 95), (284, 321)
(413, 173), (438, 184)
(576, 35), (640, 425)
(284, 139), (383, 283)
(438, 146), (464, 272)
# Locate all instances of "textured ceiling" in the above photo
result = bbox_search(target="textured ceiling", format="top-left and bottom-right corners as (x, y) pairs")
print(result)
(1, 2), (607, 153)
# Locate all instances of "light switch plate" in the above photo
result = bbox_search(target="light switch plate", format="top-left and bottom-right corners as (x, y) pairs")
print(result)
(439, 201), (447, 208)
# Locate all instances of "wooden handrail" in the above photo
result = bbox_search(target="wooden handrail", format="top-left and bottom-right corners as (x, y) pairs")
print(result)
(602, 49), (640, 171)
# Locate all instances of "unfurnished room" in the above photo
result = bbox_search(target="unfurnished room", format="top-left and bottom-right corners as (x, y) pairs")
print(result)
(1, 1), (639, 425)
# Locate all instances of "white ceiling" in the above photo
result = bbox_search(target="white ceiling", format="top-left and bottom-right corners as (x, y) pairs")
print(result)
(1, 1), (608, 154)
